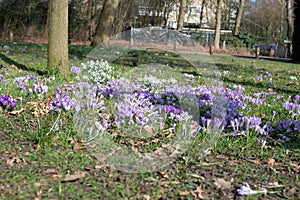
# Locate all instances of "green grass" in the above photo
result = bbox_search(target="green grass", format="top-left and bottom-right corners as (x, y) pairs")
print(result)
(0, 42), (299, 199)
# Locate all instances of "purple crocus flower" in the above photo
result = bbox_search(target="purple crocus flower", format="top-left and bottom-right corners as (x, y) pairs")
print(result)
(237, 182), (252, 195)
(0, 95), (9, 107)
(0, 74), (4, 81)
(32, 83), (48, 95)
(49, 97), (63, 112)
(256, 76), (263, 81)
(237, 182), (267, 195)
(18, 84), (26, 90)
(0, 94), (17, 109)
(61, 96), (73, 111)
(283, 101), (300, 119)
(70, 66), (81, 74)
(243, 96), (265, 105)
(158, 105), (181, 114)
(14, 75), (37, 90)
(276, 120), (300, 137)
(294, 95), (300, 103)
(267, 82), (274, 88)
(10, 98), (17, 109)
(200, 92), (211, 100)
(257, 138), (266, 148)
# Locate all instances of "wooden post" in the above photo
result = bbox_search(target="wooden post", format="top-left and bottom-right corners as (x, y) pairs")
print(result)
(270, 47), (275, 57)
(174, 40), (177, 52)
(223, 40), (226, 50)
(255, 46), (260, 59)
(129, 27), (133, 48)
(210, 44), (214, 55)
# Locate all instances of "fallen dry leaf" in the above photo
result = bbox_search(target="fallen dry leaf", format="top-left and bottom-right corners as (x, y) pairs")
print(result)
(191, 187), (208, 199)
(62, 171), (86, 182)
(267, 158), (275, 166)
(287, 82), (299, 86)
(73, 142), (86, 150)
(143, 125), (155, 135)
(26, 96), (52, 117)
(34, 182), (42, 187)
(6, 155), (23, 166)
(142, 194), (151, 200)
(189, 174), (205, 180)
(85, 165), (95, 171)
(8, 108), (25, 116)
(291, 162), (300, 170)
(179, 190), (190, 196)
(214, 178), (233, 190)
(263, 145), (274, 150)
(267, 181), (279, 187)
(287, 187), (298, 196)
(159, 171), (169, 179)
(45, 168), (57, 174)
(52, 174), (63, 180)
(67, 138), (75, 144)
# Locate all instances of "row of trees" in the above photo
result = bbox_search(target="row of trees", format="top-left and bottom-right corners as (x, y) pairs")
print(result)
(0, 0), (138, 43)
(242, 0), (294, 40)
(1, 0), (300, 76)
(0, 0), (295, 43)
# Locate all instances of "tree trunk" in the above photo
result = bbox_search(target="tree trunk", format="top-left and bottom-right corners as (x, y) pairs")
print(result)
(91, 0), (120, 47)
(87, 0), (93, 42)
(278, 0), (284, 38)
(286, 0), (294, 40)
(177, 0), (187, 30)
(114, 0), (131, 34)
(162, 0), (171, 28)
(214, 0), (222, 49)
(292, 0), (300, 62)
(47, 0), (69, 77)
(234, 0), (246, 35)
(199, 0), (206, 28)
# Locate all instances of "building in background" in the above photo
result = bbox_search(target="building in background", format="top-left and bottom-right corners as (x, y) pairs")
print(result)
(138, 0), (237, 30)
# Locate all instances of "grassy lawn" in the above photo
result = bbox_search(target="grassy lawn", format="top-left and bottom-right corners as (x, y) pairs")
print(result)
(0, 42), (299, 199)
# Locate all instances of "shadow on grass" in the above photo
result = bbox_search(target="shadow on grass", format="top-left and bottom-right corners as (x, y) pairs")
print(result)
(214, 62), (299, 95)
(68, 45), (92, 60)
(222, 76), (299, 95)
(233, 55), (293, 64)
(0, 53), (47, 75)
(282, 141), (300, 151)
(111, 49), (203, 76)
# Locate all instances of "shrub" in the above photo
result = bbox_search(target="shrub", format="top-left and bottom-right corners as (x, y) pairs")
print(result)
(226, 31), (254, 48)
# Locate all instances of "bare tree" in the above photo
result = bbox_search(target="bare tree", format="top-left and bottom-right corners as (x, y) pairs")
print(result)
(278, 0), (285, 38)
(86, 0), (94, 42)
(91, 0), (121, 47)
(47, 0), (69, 77)
(242, 0), (284, 37)
(114, 0), (138, 33)
(199, 0), (206, 28)
(292, 0), (300, 62)
(234, 0), (246, 35)
(214, 0), (222, 49)
(177, 0), (187, 30)
(286, 0), (294, 40)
